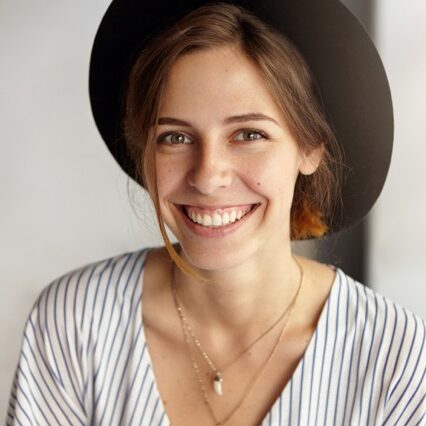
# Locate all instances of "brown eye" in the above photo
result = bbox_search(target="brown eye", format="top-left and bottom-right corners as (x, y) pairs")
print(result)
(234, 129), (268, 142)
(157, 132), (192, 145)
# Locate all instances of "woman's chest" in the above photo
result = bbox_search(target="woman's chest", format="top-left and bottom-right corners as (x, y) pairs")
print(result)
(143, 319), (311, 426)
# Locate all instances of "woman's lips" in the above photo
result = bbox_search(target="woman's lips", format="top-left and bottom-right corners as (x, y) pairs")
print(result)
(183, 204), (254, 220)
(176, 203), (259, 238)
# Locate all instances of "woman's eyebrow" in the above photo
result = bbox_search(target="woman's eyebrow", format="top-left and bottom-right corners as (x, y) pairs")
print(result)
(157, 112), (279, 127)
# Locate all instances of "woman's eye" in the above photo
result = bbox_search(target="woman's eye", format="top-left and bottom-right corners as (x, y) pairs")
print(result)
(234, 129), (268, 142)
(157, 132), (192, 145)
(157, 129), (268, 145)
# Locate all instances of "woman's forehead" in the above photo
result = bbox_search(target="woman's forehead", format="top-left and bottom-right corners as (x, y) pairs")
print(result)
(159, 46), (285, 128)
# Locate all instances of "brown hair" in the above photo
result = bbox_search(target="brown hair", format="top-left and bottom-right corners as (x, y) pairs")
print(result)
(123, 2), (343, 281)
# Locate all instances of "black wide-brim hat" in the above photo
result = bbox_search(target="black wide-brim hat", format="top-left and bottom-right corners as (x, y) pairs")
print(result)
(89, 0), (393, 236)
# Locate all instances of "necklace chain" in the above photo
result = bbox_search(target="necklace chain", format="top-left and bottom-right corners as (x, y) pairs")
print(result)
(171, 258), (304, 425)
(173, 285), (293, 377)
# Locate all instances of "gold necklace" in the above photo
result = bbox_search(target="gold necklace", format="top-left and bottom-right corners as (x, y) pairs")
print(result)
(171, 258), (304, 425)
(172, 276), (295, 397)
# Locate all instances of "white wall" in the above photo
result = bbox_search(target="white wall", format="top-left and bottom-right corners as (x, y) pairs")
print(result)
(0, 0), (165, 418)
(1, 0), (425, 420)
(369, 0), (426, 317)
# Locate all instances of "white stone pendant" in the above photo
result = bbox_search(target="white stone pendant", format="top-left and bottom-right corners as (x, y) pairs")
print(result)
(213, 373), (223, 396)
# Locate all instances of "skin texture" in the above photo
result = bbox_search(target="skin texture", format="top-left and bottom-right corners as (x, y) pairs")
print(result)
(152, 45), (324, 348)
(141, 45), (337, 424)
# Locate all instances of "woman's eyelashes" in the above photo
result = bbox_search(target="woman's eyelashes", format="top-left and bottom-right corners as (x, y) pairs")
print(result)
(157, 132), (192, 145)
(156, 128), (270, 145)
(234, 129), (269, 142)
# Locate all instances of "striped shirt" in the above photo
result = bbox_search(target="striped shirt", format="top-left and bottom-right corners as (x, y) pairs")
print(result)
(6, 247), (426, 425)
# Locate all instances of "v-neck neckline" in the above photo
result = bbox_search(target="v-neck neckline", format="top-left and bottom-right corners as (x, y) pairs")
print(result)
(137, 247), (341, 425)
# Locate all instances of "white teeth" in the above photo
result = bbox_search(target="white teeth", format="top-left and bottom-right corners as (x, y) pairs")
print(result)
(222, 212), (230, 225)
(185, 206), (254, 227)
(203, 214), (212, 226)
(212, 213), (221, 226)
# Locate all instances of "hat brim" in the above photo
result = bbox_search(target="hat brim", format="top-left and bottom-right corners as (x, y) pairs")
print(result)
(89, 0), (393, 236)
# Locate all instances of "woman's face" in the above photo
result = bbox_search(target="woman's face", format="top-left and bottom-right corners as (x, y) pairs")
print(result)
(153, 45), (321, 270)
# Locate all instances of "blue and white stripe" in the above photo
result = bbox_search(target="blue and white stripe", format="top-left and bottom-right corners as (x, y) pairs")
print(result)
(6, 247), (426, 425)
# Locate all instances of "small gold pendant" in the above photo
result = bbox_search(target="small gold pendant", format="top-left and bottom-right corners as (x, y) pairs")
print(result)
(213, 372), (223, 396)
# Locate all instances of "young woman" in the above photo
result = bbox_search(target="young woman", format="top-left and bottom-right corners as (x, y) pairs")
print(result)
(7, 1), (426, 425)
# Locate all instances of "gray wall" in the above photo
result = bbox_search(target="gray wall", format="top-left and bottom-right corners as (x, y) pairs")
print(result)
(0, 0), (163, 418)
(369, 0), (426, 316)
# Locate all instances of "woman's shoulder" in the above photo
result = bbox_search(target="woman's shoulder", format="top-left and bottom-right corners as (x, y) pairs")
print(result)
(335, 268), (426, 391)
(336, 269), (426, 421)
(296, 257), (424, 346)
(9, 247), (155, 425)
(336, 267), (426, 331)
(30, 247), (151, 330)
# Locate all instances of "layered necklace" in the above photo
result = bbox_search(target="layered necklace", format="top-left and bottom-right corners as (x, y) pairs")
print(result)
(170, 258), (303, 425)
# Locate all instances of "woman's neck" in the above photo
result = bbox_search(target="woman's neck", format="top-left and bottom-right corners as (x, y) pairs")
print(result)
(171, 243), (303, 346)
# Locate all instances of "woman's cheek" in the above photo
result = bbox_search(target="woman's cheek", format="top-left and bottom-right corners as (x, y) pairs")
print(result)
(243, 158), (285, 188)
(156, 155), (185, 189)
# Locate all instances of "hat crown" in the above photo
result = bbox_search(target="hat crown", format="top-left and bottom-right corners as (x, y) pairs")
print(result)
(89, 0), (393, 238)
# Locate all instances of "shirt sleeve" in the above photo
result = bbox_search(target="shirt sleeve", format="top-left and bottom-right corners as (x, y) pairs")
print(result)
(381, 312), (426, 425)
(6, 277), (89, 426)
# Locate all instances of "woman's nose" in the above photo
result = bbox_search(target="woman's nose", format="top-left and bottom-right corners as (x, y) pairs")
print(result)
(186, 142), (233, 194)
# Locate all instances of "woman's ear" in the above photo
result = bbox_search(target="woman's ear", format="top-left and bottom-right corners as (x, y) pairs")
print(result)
(299, 144), (324, 176)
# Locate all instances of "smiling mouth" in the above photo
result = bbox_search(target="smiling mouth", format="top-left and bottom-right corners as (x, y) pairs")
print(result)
(177, 203), (259, 227)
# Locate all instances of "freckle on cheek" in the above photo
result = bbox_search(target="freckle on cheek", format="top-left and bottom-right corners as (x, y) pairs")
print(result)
(257, 182), (261, 186)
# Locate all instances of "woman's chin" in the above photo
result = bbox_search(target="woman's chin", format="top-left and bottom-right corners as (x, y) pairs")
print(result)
(176, 241), (256, 274)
